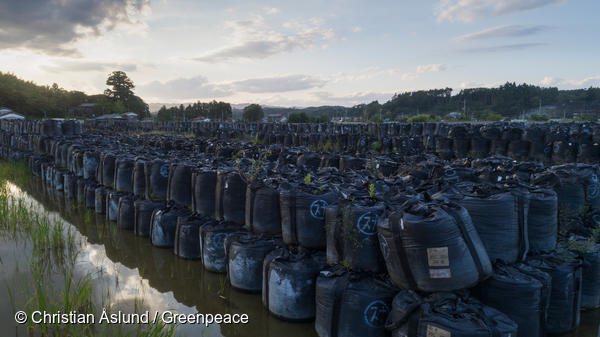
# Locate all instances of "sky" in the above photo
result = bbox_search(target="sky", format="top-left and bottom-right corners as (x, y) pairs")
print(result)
(0, 0), (599, 108)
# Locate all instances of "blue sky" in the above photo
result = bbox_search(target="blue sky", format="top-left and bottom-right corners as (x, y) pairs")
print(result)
(0, 0), (598, 107)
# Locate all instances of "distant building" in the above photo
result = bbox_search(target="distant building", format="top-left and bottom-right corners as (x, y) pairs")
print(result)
(192, 116), (211, 122)
(69, 102), (98, 116)
(93, 114), (126, 120)
(0, 111), (25, 120)
(448, 111), (461, 119)
(264, 113), (287, 123)
(123, 112), (138, 120)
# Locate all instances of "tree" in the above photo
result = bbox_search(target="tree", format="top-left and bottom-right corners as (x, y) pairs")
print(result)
(127, 95), (150, 120)
(364, 101), (382, 120)
(288, 112), (310, 123)
(243, 104), (264, 122)
(104, 71), (135, 101)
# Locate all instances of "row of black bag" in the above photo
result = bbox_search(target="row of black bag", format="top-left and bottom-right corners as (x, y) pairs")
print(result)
(2, 119), (600, 337)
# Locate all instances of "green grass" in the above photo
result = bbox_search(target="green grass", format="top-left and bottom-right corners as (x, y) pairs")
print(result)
(0, 160), (177, 337)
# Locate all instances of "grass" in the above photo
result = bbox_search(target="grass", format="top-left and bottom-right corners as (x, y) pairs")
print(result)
(0, 160), (178, 337)
(133, 130), (195, 138)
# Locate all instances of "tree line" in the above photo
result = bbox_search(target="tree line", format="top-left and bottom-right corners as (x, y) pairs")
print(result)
(156, 101), (232, 121)
(1, 72), (599, 121)
(378, 82), (600, 120)
(0, 71), (149, 119)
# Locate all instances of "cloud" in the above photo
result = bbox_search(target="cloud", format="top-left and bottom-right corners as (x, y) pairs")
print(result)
(459, 42), (546, 53)
(416, 64), (446, 73)
(435, 0), (564, 22)
(0, 0), (150, 55)
(264, 7), (280, 15)
(137, 76), (232, 101)
(327, 64), (445, 84)
(231, 74), (326, 93)
(194, 16), (334, 62)
(540, 76), (600, 89)
(454, 25), (551, 41)
(41, 60), (139, 73)
(351, 26), (363, 33)
(138, 73), (326, 101)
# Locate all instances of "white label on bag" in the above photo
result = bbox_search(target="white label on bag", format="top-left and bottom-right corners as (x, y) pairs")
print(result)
(427, 325), (451, 337)
(429, 268), (452, 279)
(427, 247), (449, 267)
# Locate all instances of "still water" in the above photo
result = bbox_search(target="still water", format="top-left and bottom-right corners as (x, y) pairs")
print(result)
(0, 179), (316, 337)
(0, 177), (599, 337)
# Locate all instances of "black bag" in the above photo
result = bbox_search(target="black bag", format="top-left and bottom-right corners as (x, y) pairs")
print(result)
(386, 291), (518, 337)
(315, 266), (397, 337)
(167, 163), (193, 208)
(245, 180), (281, 235)
(199, 220), (243, 273)
(437, 185), (529, 263)
(528, 188), (558, 252)
(474, 262), (547, 337)
(280, 188), (338, 249)
(326, 201), (386, 273)
(262, 248), (326, 321)
(526, 253), (583, 334)
(192, 169), (217, 216)
(225, 233), (282, 292)
(377, 199), (492, 292)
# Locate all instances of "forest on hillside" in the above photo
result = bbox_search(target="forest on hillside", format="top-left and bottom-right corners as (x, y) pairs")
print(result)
(0, 71), (149, 119)
(1, 72), (599, 121)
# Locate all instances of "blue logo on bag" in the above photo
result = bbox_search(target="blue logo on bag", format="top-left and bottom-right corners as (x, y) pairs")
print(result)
(159, 164), (170, 178)
(444, 168), (456, 177)
(357, 212), (379, 235)
(588, 184), (599, 199)
(379, 234), (390, 258)
(213, 232), (229, 248)
(310, 200), (328, 220)
(363, 300), (389, 328)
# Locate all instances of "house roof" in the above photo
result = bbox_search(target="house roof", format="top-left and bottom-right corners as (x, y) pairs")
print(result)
(0, 112), (25, 120)
(94, 114), (126, 120)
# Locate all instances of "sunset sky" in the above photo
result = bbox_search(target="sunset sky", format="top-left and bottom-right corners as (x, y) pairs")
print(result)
(1, 0), (598, 107)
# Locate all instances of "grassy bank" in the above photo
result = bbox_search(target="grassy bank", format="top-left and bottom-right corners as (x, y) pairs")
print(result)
(0, 160), (176, 337)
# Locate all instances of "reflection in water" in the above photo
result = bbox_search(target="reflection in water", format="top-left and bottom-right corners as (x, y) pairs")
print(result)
(2, 178), (599, 336)
(0, 179), (317, 337)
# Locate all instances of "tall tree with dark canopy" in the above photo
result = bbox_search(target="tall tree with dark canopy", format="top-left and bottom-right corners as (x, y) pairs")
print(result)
(104, 71), (135, 101)
(103, 70), (149, 119)
(243, 104), (264, 122)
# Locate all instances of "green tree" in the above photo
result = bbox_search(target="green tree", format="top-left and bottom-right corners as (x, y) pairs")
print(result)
(311, 114), (330, 123)
(407, 114), (436, 122)
(364, 101), (382, 120)
(288, 112), (310, 123)
(157, 105), (173, 121)
(243, 104), (264, 122)
(127, 95), (150, 119)
(104, 71), (135, 101)
(529, 114), (549, 122)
